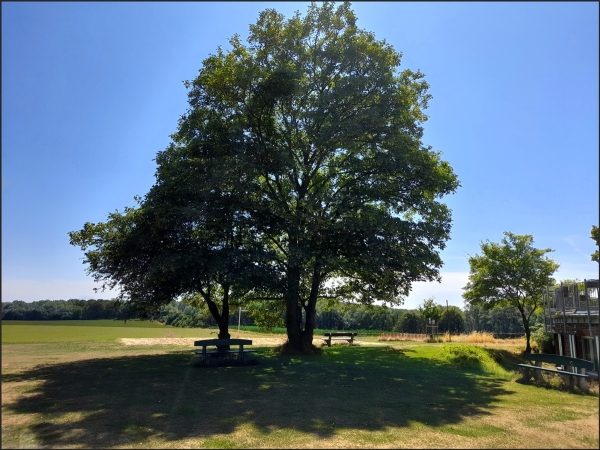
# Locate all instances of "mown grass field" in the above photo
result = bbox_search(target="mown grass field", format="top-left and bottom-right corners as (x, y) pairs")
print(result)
(2, 320), (598, 448)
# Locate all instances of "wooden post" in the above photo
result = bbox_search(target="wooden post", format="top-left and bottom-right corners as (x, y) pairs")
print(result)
(584, 280), (593, 339)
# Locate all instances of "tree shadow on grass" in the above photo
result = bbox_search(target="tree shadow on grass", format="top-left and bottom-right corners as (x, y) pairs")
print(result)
(3, 346), (513, 447)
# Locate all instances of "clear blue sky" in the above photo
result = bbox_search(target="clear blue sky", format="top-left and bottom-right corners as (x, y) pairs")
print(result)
(2, 2), (598, 309)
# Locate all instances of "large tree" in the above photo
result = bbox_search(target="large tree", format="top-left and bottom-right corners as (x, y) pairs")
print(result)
(462, 232), (559, 353)
(70, 2), (459, 353)
(181, 2), (458, 352)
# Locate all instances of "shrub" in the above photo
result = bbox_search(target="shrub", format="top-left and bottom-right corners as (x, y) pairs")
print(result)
(440, 344), (509, 378)
(531, 323), (554, 353)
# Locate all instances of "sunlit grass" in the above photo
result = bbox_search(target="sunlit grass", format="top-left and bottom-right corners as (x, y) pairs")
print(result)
(1, 319), (205, 343)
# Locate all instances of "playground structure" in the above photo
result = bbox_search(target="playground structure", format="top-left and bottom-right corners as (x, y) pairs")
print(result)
(543, 279), (599, 378)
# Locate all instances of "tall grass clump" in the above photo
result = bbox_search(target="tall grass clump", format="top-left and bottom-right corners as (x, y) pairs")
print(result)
(449, 331), (496, 344)
(466, 332), (495, 343)
(379, 333), (426, 342)
(437, 331), (497, 344)
(440, 344), (510, 378)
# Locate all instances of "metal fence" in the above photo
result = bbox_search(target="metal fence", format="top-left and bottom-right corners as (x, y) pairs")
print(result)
(545, 279), (599, 311)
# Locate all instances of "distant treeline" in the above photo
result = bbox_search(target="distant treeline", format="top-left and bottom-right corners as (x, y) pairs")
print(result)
(2, 299), (544, 335)
(1, 299), (131, 321)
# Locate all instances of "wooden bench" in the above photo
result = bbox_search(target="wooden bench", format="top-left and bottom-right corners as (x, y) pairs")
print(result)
(512, 353), (594, 390)
(321, 332), (358, 347)
(193, 339), (255, 364)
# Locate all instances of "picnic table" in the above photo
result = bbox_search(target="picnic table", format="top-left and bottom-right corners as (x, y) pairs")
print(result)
(193, 338), (255, 364)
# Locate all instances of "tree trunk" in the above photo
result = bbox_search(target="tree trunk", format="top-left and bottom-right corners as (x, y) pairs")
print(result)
(523, 323), (532, 353)
(284, 265), (318, 354)
(285, 266), (302, 349)
(516, 303), (532, 353)
(303, 263), (321, 339)
(219, 285), (231, 340)
(205, 288), (230, 351)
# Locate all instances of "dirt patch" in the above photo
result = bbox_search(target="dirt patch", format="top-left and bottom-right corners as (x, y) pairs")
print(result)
(119, 338), (199, 346)
(117, 337), (343, 347)
(118, 337), (291, 347)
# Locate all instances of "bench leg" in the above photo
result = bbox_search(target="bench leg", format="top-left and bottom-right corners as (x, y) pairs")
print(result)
(518, 367), (531, 382)
(532, 362), (542, 381)
(578, 369), (588, 391)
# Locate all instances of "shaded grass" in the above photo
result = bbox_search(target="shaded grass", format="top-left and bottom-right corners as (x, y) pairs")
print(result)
(1, 323), (598, 448)
(3, 346), (515, 448)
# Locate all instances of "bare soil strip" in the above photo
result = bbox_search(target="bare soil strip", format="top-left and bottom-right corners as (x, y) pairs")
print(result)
(118, 337), (289, 347)
(117, 337), (362, 347)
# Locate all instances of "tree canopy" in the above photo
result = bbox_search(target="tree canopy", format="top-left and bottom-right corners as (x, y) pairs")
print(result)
(418, 297), (442, 324)
(69, 2), (459, 353)
(438, 306), (465, 334)
(462, 232), (559, 352)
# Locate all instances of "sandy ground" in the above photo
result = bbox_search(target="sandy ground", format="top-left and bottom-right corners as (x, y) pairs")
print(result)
(118, 337), (289, 347)
(117, 337), (371, 347)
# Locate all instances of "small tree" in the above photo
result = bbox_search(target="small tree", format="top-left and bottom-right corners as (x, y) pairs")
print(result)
(462, 232), (559, 353)
(418, 297), (442, 329)
(438, 306), (465, 334)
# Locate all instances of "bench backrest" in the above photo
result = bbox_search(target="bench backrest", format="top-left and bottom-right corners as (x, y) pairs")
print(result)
(324, 332), (358, 337)
(194, 339), (252, 346)
(524, 353), (594, 370)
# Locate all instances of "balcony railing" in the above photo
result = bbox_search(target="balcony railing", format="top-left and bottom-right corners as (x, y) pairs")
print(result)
(544, 279), (599, 332)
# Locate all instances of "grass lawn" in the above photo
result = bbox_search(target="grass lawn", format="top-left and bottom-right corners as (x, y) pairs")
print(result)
(2, 320), (598, 448)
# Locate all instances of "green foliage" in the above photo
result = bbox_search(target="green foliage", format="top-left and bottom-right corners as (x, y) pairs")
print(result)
(441, 345), (487, 367)
(247, 301), (285, 331)
(591, 225), (599, 263)
(462, 303), (544, 335)
(67, 2), (461, 352)
(463, 232), (559, 352)
(1, 299), (131, 321)
(2, 298), (404, 332)
(530, 323), (555, 354)
(393, 310), (423, 333)
(175, 1), (460, 350)
(418, 297), (442, 323)
(438, 306), (465, 333)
